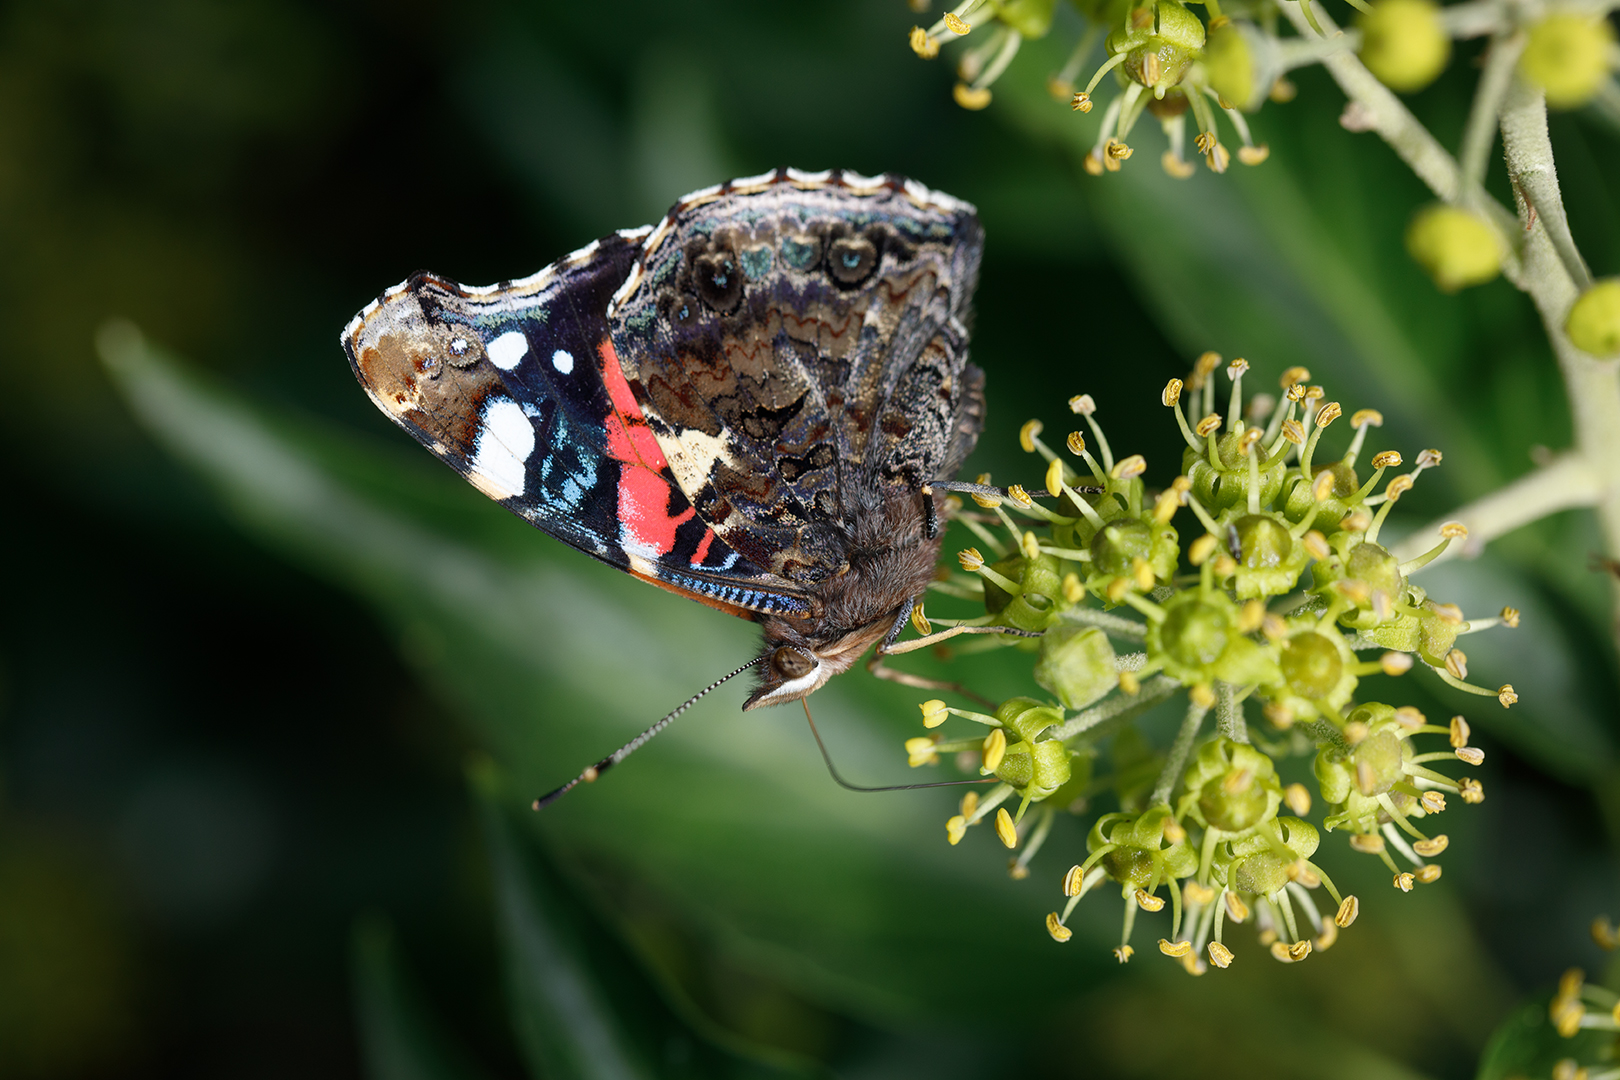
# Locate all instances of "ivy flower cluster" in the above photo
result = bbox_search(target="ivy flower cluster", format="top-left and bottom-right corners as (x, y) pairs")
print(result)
(903, 353), (1519, 971)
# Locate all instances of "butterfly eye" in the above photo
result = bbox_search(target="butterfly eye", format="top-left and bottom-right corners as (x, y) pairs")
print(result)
(770, 646), (814, 680)
(827, 235), (877, 286)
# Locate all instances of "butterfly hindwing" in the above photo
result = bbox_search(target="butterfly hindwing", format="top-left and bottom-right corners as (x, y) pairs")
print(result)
(606, 170), (986, 588)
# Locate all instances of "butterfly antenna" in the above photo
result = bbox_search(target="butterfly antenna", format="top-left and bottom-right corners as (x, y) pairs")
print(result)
(532, 656), (768, 810)
(801, 700), (996, 794)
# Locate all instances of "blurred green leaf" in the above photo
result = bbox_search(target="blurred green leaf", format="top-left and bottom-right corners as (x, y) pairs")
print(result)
(1475, 995), (1616, 1080)
(353, 915), (496, 1080)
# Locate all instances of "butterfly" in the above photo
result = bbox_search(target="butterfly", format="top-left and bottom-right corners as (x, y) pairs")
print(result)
(341, 168), (987, 797)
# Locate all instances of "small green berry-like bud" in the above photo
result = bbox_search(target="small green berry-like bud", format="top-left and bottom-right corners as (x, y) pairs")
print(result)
(994, 0), (1058, 39)
(1406, 205), (1501, 292)
(1091, 518), (1154, 575)
(1565, 278), (1620, 357)
(1278, 630), (1345, 701)
(1204, 22), (1259, 110)
(1034, 625), (1119, 709)
(1519, 14), (1616, 109)
(1357, 0), (1450, 92)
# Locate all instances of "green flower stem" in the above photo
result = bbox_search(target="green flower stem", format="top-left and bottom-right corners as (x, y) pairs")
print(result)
(1058, 607), (1149, 640)
(1458, 31), (1525, 190)
(1051, 674), (1181, 741)
(1215, 680), (1248, 744)
(1289, 0), (1620, 657)
(1150, 697), (1211, 806)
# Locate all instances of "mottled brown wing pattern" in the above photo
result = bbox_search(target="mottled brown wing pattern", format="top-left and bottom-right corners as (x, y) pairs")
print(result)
(607, 170), (984, 586)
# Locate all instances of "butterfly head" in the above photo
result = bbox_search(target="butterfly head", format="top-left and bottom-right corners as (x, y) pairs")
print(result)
(742, 619), (895, 710)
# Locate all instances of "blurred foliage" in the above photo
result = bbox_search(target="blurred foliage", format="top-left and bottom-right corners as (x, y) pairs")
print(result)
(1, 0), (1618, 1077)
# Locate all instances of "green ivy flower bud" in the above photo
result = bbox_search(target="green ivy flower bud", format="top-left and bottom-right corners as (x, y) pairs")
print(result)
(1184, 432), (1287, 513)
(995, 697), (1065, 743)
(1405, 205), (1501, 292)
(1278, 629), (1346, 701)
(1091, 518), (1155, 575)
(996, 0), (1058, 38)
(1415, 597), (1466, 667)
(1089, 807), (1198, 887)
(1226, 512), (1308, 598)
(1519, 14), (1616, 109)
(1108, 0), (1206, 92)
(1357, 0), (1450, 92)
(1565, 278), (1620, 357)
(996, 737), (1073, 799)
(1149, 591), (1282, 686)
(1202, 21), (1273, 111)
(1035, 625), (1119, 708)
(1183, 739), (1283, 833)
(1231, 817), (1319, 894)
(1282, 461), (1358, 526)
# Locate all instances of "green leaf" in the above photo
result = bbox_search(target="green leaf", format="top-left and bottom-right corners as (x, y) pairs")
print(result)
(352, 915), (496, 1080)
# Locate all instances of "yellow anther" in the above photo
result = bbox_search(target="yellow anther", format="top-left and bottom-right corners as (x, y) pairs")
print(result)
(906, 736), (940, 767)
(1444, 648), (1468, 679)
(1184, 881), (1216, 905)
(1334, 578), (1371, 605)
(1354, 759), (1378, 795)
(1284, 782), (1312, 816)
(1421, 791), (1447, 813)
(943, 11), (971, 33)
(1448, 715), (1470, 748)
(1591, 916), (1618, 950)
(1440, 521), (1469, 539)
(1046, 912), (1073, 942)
(1312, 469), (1336, 501)
(1211, 554), (1237, 579)
(1381, 651), (1414, 676)
(1195, 413), (1223, 438)
(1193, 351), (1221, 379)
(982, 727), (1007, 772)
(1008, 484), (1034, 510)
(1106, 577), (1130, 603)
(1114, 945), (1134, 963)
(1335, 895), (1360, 927)
(1159, 938), (1192, 957)
(1498, 684), (1518, 708)
(1136, 889), (1165, 912)
(1414, 835), (1449, 857)
(920, 699), (948, 728)
(1189, 682), (1216, 709)
(1061, 572), (1083, 603)
(1394, 872), (1415, 892)
(1281, 419), (1305, 445)
(958, 546), (985, 571)
(1289, 940), (1312, 961)
(1280, 366), (1311, 388)
(1140, 51), (1162, 85)
(1194, 130), (1216, 153)
(1432, 603), (1464, 626)
(1044, 458), (1064, 498)
(946, 814), (967, 845)
(1340, 509), (1372, 532)
(1227, 357), (1251, 380)
(1009, 861), (1031, 881)
(1224, 891), (1249, 923)
(994, 806), (1017, 848)
(1459, 777), (1485, 803)
(1157, 378), (1184, 409)
(1394, 705), (1425, 729)
(909, 26), (940, 58)
(1456, 746), (1485, 766)
(1238, 599), (1265, 633)
(1285, 383), (1308, 403)
(1260, 613), (1289, 640)
(1171, 475), (1192, 494)
(1349, 833), (1385, 854)
(1063, 864), (1086, 897)
(911, 604), (933, 637)
(1163, 820), (1187, 844)
(1384, 475), (1415, 501)
(1113, 454), (1147, 480)
(1269, 941), (1295, 963)
(952, 83), (992, 110)
(1417, 448), (1443, 467)
(1153, 488), (1179, 524)
(1500, 605), (1520, 628)
(1315, 402), (1343, 428)
(1066, 430), (1086, 456)
(1189, 534), (1219, 565)
(1350, 408), (1385, 427)
(1240, 427), (1264, 453)
(1161, 150), (1196, 179)
(1070, 394), (1096, 415)
(1020, 530), (1040, 560)
(1118, 669), (1140, 695)
(1071, 91), (1094, 112)
(1208, 941), (1234, 968)
(1019, 419), (1044, 453)
(1304, 386), (1325, 401)
(1371, 450), (1403, 469)
(961, 790), (979, 817)
(1132, 556), (1155, 590)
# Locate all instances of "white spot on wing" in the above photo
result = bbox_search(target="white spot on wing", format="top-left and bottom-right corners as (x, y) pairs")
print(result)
(488, 331), (529, 370)
(470, 398), (533, 499)
(786, 167), (832, 186)
(552, 348), (574, 374)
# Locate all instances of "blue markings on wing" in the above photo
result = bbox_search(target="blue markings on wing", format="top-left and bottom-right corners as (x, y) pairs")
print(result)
(658, 569), (811, 616)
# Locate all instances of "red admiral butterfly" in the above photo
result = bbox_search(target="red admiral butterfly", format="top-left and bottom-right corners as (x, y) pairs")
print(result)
(341, 168), (986, 800)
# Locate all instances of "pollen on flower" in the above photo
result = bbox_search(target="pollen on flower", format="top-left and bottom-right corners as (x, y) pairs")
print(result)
(1498, 685), (1518, 707)
(1209, 941), (1234, 968)
(1372, 450), (1403, 469)
(1285, 782), (1312, 816)
(1066, 430), (1086, 455)
(1414, 835), (1449, 856)
(1415, 864), (1442, 883)
(1421, 791), (1447, 813)
(1445, 649), (1469, 679)
(943, 11), (971, 34)
(1224, 891), (1250, 923)
(1381, 651), (1414, 675)
(1449, 715), (1470, 747)
(1047, 913), (1073, 942)
(1394, 871), (1415, 892)
(1456, 746), (1484, 766)
(1500, 606), (1521, 628)
(1352, 408), (1385, 427)
(1195, 413), (1223, 438)
(907, 736), (941, 767)
(1064, 864), (1085, 897)
(1163, 378), (1183, 407)
(953, 83), (992, 110)
(1136, 889), (1165, 912)
(921, 699), (949, 728)
(983, 727), (1007, 772)
(1350, 833), (1386, 854)
(1159, 938), (1193, 957)
(1114, 945), (1135, 963)
(909, 26), (940, 58)
(995, 807), (1017, 849)
(947, 814), (968, 845)
(1459, 777), (1485, 803)
(958, 546), (986, 571)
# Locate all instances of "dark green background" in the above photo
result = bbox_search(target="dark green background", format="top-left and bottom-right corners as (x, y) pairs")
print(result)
(3, 1), (1618, 1077)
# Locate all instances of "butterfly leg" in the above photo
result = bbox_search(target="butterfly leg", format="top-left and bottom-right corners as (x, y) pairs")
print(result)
(865, 651), (997, 709)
